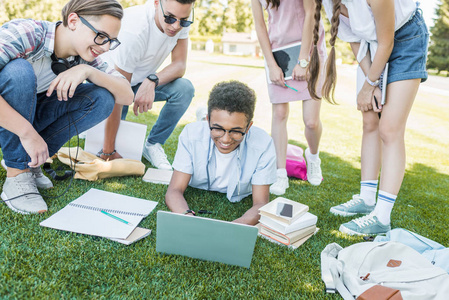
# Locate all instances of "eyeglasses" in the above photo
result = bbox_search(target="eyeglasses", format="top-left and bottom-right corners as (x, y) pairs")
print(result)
(159, 1), (194, 28)
(79, 16), (121, 50)
(209, 125), (248, 141)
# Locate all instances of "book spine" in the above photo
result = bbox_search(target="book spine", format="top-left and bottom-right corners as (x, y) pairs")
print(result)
(68, 203), (147, 217)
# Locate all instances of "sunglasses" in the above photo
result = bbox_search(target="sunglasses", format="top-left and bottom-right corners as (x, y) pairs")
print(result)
(79, 16), (121, 50)
(159, 1), (194, 28)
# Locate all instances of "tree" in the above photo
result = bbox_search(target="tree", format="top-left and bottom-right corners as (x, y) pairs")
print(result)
(427, 0), (449, 75)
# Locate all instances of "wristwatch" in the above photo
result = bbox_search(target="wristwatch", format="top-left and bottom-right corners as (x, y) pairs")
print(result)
(365, 75), (380, 87)
(147, 74), (159, 87)
(297, 59), (309, 68)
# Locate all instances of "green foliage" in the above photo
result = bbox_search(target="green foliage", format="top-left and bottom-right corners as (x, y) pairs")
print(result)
(0, 0), (66, 24)
(428, 0), (449, 74)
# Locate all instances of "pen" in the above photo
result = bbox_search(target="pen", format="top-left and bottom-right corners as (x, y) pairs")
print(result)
(101, 210), (134, 226)
(284, 83), (298, 92)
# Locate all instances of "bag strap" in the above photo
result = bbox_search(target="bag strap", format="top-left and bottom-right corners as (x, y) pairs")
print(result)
(321, 243), (355, 300)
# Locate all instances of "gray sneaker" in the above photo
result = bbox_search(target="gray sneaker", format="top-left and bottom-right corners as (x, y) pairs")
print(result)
(30, 166), (53, 189)
(1, 172), (48, 214)
(1, 159), (53, 189)
(330, 194), (375, 216)
(339, 213), (391, 236)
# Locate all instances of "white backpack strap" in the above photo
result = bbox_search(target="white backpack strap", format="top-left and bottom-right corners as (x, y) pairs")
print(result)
(321, 243), (355, 299)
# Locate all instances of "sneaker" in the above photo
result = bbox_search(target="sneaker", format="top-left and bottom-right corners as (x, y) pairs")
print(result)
(339, 213), (391, 236)
(330, 194), (375, 217)
(1, 172), (47, 214)
(1, 159), (53, 189)
(142, 142), (173, 170)
(305, 148), (323, 186)
(270, 176), (289, 195)
(196, 106), (208, 122)
(30, 166), (53, 189)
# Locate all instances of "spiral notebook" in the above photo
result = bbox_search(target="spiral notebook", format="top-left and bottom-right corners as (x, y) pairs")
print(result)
(40, 189), (158, 242)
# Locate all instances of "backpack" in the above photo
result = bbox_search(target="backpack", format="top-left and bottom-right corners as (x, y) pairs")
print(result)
(285, 144), (307, 180)
(321, 241), (449, 299)
(374, 228), (449, 273)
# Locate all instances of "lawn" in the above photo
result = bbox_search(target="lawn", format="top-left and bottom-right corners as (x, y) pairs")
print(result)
(1, 51), (448, 299)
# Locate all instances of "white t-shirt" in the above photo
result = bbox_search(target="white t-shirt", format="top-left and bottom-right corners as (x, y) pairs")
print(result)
(209, 148), (238, 192)
(102, 0), (190, 86)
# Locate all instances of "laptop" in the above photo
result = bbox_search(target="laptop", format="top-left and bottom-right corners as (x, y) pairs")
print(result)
(156, 211), (258, 268)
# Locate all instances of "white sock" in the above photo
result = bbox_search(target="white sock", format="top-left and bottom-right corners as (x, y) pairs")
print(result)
(374, 190), (397, 225)
(360, 180), (378, 206)
(276, 168), (287, 178)
(305, 148), (320, 162)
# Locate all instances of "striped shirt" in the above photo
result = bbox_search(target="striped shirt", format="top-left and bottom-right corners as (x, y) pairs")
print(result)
(0, 19), (123, 92)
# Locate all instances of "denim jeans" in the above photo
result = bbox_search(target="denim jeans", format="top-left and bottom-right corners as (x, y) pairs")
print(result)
(121, 77), (194, 145)
(0, 59), (115, 170)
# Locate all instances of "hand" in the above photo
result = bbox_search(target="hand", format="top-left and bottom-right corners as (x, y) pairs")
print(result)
(357, 83), (376, 112)
(46, 65), (89, 101)
(269, 65), (286, 87)
(292, 64), (308, 81)
(372, 86), (382, 113)
(133, 79), (156, 116)
(19, 130), (49, 168)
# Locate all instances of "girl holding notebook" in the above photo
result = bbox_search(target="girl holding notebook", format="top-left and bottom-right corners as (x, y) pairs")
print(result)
(308, 0), (429, 235)
(251, 0), (328, 195)
(0, 0), (133, 214)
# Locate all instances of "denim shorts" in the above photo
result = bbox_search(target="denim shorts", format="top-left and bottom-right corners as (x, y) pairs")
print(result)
(387, 9), (429, 84)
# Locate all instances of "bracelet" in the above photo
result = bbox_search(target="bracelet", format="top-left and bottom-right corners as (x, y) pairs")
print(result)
(365, 75), (380, 87)
(184, 209), (196, 216)
(96, 149), (117, 157)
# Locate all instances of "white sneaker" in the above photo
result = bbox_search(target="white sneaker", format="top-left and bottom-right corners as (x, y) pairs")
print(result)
(1, 159), (53, 189)
(196, 106), (208, 122)
(270, 176), (289, 195)
(305, 148), (322, 186)
(142, 142), (173, 170)
(1, 172), (47, 214)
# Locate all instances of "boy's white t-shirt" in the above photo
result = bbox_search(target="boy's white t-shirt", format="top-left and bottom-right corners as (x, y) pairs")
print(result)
(102, 0), (190, 86)
(209, 148), (238, 192)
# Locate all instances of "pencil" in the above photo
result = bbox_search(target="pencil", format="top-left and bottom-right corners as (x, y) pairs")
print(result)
(284, 83), (298, 92)
(101, 210), (134, 226)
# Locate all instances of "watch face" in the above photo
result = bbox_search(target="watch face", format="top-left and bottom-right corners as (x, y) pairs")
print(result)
(149, 74), (157, 81)
(299, 59), (309, 68)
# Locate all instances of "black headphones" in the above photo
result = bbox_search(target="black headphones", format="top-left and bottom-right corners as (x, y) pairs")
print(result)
(51, 53), (81, 75)
(50, 21), (81, 75)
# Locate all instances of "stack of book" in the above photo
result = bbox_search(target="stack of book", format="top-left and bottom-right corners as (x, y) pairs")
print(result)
(257, 197), (318, 249)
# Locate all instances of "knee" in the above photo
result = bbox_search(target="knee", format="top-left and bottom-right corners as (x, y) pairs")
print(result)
(170, 78), (195, 103)
(378, 122), (404, 144)
(272, 106), (288, 122)
(362, 118), (379, 134)
(90, 87), (115, 120)
(0, 59), (36, 92)
(303, 118), (321, 131)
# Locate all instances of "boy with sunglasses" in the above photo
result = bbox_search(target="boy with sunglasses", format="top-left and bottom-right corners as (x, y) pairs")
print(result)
(98, 0), (195, 170)
(165, 81), (277, 225)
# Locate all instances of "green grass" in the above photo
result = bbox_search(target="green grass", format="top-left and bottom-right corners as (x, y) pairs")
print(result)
(1, 52), (449, 298)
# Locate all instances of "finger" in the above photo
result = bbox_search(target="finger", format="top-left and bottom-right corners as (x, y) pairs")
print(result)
(47, 79), (57, 97)
(61, 81), (72, 101)
(68, 82), (78, 98)
(133, 104), (139, 116)
(28, 154), (39, 168)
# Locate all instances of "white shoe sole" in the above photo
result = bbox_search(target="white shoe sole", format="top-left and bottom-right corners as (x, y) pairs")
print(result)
(1, 192), (31, 215)
(329, 207), (358, 217)
(339, 224), (368, 236)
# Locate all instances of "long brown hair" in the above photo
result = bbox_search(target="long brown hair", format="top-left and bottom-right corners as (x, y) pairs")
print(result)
(308, 0), (341, 104)
(265, 0), (281, 10)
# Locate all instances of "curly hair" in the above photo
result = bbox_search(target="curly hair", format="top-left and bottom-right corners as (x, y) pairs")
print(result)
(208, 80), (256, 123)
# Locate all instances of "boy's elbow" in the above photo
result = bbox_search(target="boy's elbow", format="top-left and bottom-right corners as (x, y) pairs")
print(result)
(116, 88), (134, 105)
